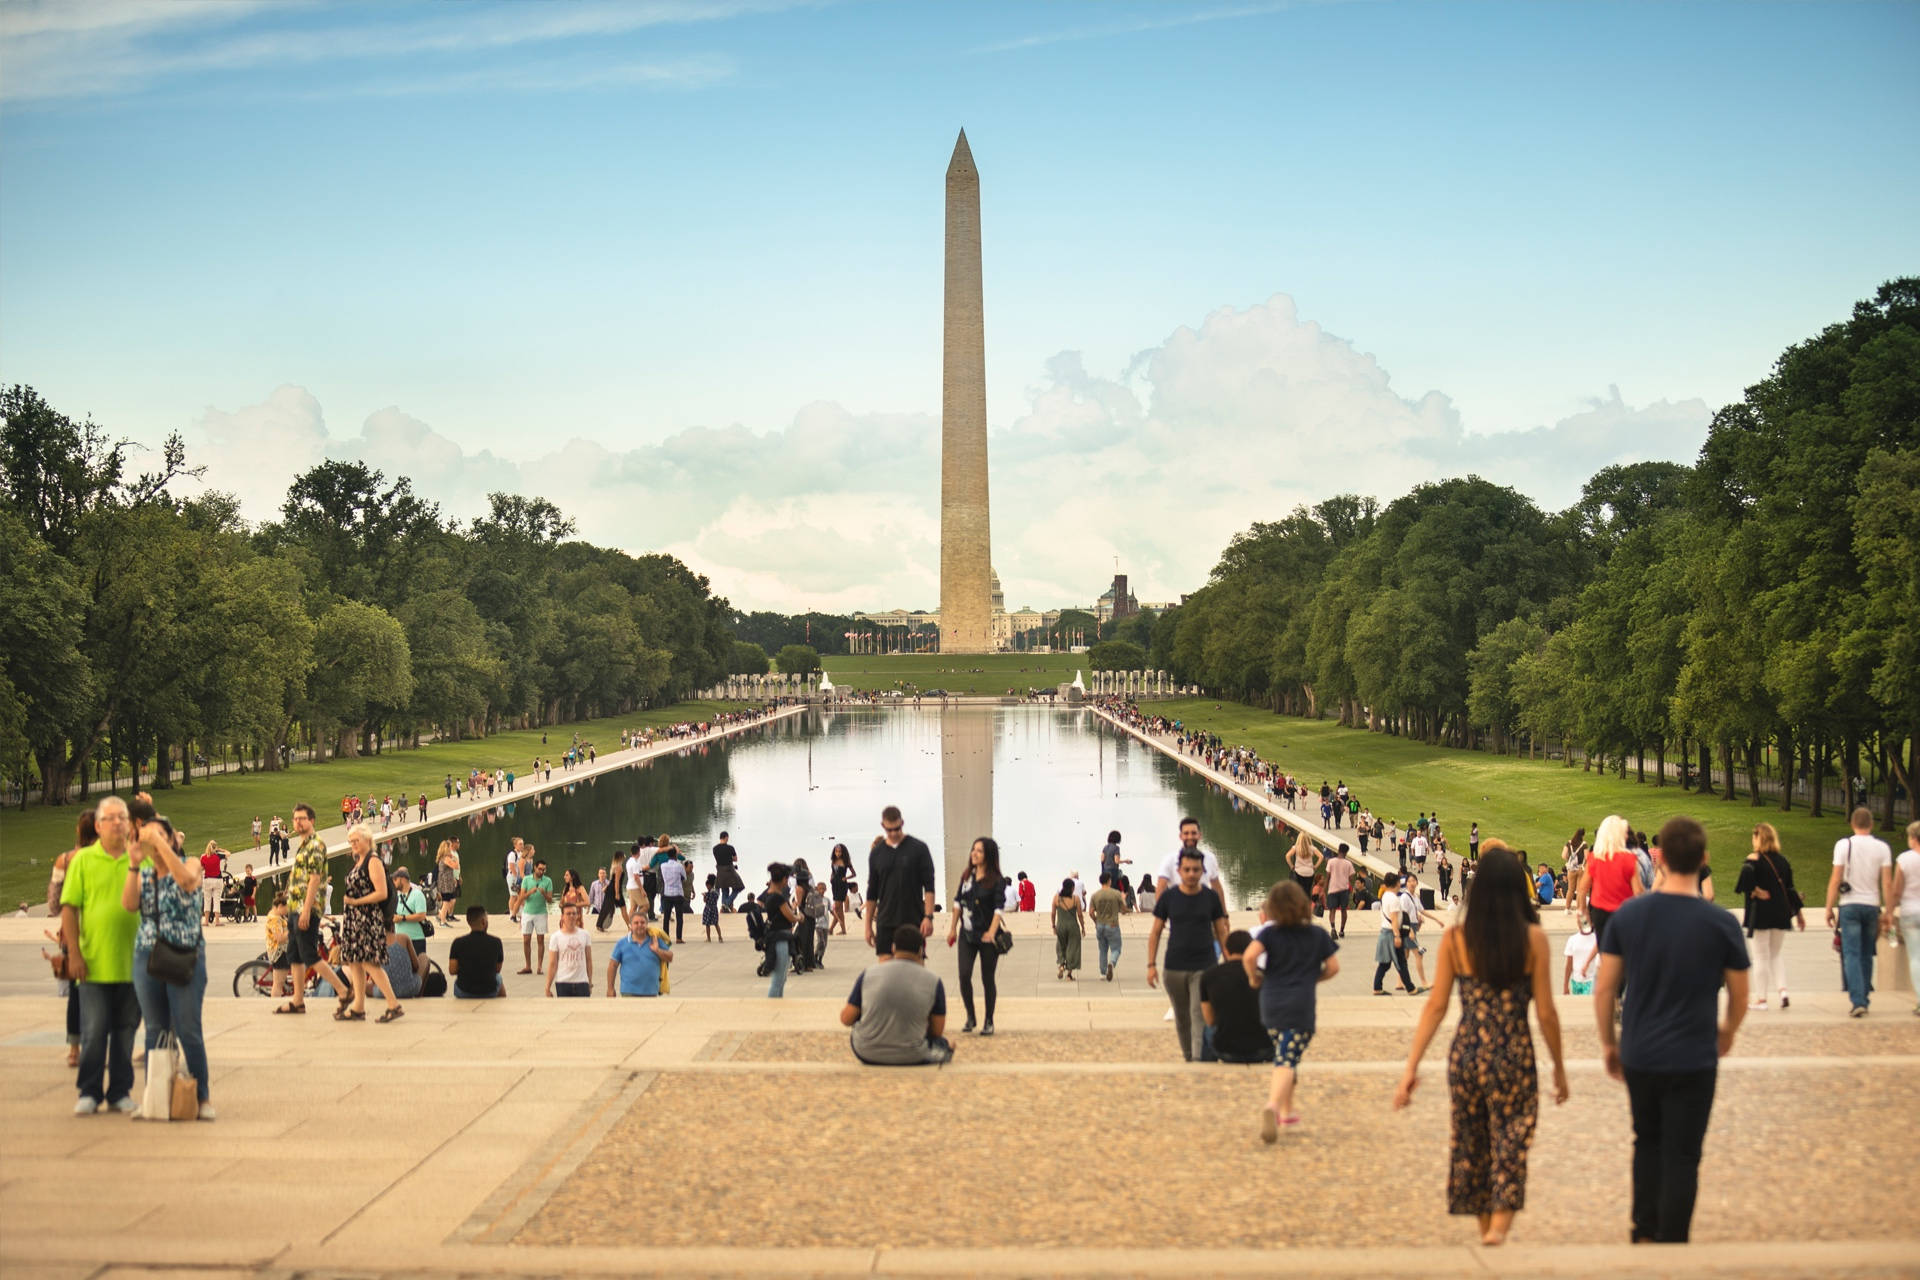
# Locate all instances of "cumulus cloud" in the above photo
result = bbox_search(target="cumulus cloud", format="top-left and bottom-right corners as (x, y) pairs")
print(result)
(182, 293), (1711, 613)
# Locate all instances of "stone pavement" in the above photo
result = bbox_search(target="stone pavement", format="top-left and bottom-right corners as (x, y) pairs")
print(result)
(1, 938), (1914, 1279)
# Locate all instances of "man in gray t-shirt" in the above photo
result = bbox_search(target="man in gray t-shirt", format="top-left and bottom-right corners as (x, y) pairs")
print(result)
(840, 925), (952, 1065)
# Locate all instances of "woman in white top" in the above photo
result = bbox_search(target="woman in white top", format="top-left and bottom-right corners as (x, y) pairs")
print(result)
(545, 904), (593, 997)
(1893, 820), (1920, 1016)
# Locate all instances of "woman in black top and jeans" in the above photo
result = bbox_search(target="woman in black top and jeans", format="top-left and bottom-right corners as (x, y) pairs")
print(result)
(946, 836), (1007, 1036)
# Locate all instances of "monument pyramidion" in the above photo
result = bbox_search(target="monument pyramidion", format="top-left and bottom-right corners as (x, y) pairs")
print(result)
(940, 128), (993, 655)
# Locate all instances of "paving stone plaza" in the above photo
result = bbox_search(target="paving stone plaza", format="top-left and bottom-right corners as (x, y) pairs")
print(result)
(2, 711), (1915, 1280)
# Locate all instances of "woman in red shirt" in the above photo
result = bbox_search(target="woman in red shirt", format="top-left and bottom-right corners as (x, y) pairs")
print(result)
(1577, 814), (1642, 949)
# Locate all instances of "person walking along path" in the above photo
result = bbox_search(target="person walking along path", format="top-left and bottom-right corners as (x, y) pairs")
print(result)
(1147, 846), (1228, 1061)
(1825, 807), (1893, 1017)
(947, 837), (1007, 1035)
(1394, 844), (1568, 1246)
(1594, 816), (1749, 1244)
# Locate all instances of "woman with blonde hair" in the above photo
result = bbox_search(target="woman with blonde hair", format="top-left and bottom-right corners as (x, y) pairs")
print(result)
(1734, 823), (1803, 1010)
(434, 840), (461, 925)
(1576, 815), (1641, 950)
(340, 826), (404, 1022)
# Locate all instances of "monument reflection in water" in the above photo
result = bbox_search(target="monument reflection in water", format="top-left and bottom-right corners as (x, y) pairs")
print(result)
(367, 706), (1298, 914)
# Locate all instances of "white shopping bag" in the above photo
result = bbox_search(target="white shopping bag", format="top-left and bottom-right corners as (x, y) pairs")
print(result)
(139, 1032), (175, 1121)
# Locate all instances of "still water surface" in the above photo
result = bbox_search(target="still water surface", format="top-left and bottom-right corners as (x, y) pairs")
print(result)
(351, 707), (1297, 913)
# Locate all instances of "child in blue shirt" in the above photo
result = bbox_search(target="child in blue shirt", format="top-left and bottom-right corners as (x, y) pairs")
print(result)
(1241, 880), (1339, 1142)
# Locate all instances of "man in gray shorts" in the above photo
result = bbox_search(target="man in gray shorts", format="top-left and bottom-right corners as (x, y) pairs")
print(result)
(1324, 843), (1356, 939)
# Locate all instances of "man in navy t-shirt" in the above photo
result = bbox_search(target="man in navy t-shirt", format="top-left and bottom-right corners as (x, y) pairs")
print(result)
(1595, 815), (1749, 1244)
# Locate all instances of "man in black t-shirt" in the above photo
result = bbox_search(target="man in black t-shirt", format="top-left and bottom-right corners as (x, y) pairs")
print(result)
(864, 805), (935, 957)
(1147, 848), (1229, 1061)
(1200, 931), (1274, 1063)
(449, 906), (505, 998)
(1596, 815), (1748, 1245)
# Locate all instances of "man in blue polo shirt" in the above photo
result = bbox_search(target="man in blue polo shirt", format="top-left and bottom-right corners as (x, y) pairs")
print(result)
(607, 910), (670, 997)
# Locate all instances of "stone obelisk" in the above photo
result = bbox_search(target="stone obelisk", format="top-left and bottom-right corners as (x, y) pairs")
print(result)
(940, 129), (993, 655)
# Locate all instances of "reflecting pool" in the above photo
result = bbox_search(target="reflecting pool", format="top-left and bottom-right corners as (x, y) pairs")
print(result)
(354, 706), (1298, 913)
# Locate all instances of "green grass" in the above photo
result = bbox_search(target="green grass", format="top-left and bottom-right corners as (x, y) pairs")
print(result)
(822, 652), (1090, 693)
(0, 701), (755, 909)
(1148, 698), (1863, 905)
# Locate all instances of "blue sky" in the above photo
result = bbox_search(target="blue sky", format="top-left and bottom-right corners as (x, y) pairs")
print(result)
(2, 1), (1915, 611)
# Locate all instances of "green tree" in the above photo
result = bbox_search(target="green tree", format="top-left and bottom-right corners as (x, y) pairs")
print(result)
(729, 641), (771, 675)
(305, 600), (413, 757)
(775, 644), (821, 675)
(1088, 640), (1147, 671)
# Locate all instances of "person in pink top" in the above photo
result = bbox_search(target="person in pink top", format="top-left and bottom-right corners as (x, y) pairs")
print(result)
(1324, 844), (1356, 939)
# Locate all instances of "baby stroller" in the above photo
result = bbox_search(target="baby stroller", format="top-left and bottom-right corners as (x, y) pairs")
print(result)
(217, 875), (246, 923)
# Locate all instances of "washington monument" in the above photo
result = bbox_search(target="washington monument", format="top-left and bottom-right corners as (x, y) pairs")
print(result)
(940, 129), (993, 655)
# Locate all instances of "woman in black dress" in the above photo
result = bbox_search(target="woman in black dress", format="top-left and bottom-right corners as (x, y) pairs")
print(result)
(828, 844), (853, 935)
(341, 827), (404, 1022)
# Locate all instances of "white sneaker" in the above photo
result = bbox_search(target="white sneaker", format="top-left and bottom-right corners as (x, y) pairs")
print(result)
(110, 1097), (138, 1114)
(73, 1097), (100, 1116)
(197, 1102), (217, 1121)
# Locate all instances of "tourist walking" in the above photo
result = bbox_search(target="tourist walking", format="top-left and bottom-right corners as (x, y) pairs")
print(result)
(1090, 872), (1125, 981)
(1372, 873), (1418, 995)
(658, 847), (691, 943)
(1323, 844), (1355, 939)
(1894, 821), (1920, 1014)
(278, 804), (347, 1015)
(1241, 882), (1338, 1138)
(124, 797), (213, 1118)
(1156, 817), (1227, 922)
(1052, 878), (1085, 980)
(544, 904), (593, 997)
(433, 840), (461, 925)
(712, 831), (744, 911)
(1289, 838), (1323, 894)
(947, 837), (1007, 1033)
(1825, 806), (1893, 1016)
(514, 858), (555, 975)
(1595, 816), (1749, 1243)
(623, 843), (649, 923)
(864, 805), (936, 958)
(608, 908), (669, 997)
(1147, 848), (1229, 1060)
(1577, 815), (1641, 950)
(1733, 823), (1804, 1010)
(702, 874), (723, 941)
(760, 863), (800, 998)
(339, 827), (403, 1022)
(1394, 844), (1568, 1246)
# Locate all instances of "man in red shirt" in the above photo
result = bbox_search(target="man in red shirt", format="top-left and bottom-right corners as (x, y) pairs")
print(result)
(199, 842), (227, 926)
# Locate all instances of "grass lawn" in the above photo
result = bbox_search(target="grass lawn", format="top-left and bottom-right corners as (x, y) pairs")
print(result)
(822, 652), (1089, 693)
(1150, 698), (1872, 906)
(0, 701), (754, 909)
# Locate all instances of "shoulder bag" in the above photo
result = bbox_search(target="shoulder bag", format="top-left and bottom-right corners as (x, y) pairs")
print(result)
(145, 870), (199, 987)
(992, 910), (1014, 955)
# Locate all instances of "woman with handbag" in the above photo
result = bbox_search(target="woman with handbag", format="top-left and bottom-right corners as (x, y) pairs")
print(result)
(121, 798), (212, 1119)
(1734, 823), (1805, 1010)
(946, 837), (1008, 1035)
(340, 827), (405, 1023)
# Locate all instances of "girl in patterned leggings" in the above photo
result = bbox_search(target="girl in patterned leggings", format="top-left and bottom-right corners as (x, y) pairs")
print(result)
(1392, 843), (1569, 1246)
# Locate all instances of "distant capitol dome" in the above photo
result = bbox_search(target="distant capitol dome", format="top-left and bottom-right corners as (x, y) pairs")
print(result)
(990, 568), (1005, 613)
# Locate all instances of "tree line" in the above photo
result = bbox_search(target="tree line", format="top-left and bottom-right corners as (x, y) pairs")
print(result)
(1148, 280), (1918, 825)
(0, 397), (734, 806)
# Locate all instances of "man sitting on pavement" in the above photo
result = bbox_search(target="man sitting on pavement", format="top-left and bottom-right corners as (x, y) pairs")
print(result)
(449, 906), (505, 998)
(840, 925), (953, 1065)
(1200, 929), (1276, 1064)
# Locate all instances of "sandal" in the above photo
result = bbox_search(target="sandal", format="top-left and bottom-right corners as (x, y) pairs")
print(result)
(274, 1003), (306, 1015)
(332, 1008), (353, 1021)
(376, 1007), (405, 1023)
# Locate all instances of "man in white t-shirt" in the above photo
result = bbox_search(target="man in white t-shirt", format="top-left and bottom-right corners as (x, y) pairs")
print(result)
(1826, 807), (1893, 1016)
(624, 847), (649, 918)
(658, 853), (690, 943)
(544, 905), (593, 997)
(1155, 817), (1227, 921)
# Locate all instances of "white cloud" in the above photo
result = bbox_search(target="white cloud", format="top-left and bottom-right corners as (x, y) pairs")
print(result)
(0, 0), (796, 101)
(182, 294), (1711, 613)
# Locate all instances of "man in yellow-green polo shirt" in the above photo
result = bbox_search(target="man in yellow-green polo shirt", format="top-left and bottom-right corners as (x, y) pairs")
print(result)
(59, 795), (142, 1115)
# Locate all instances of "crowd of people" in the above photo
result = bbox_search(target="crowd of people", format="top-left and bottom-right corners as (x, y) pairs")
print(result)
(40, 698), (1920, 1248)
